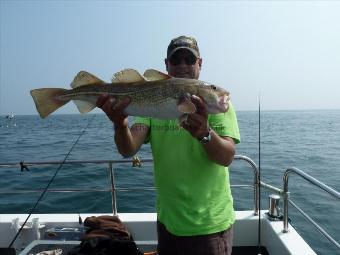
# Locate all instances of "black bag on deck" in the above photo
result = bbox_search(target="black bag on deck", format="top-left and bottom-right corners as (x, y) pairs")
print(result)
(67, 215), (143, 255)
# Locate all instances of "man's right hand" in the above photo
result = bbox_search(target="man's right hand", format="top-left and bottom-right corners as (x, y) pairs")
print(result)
(96, 93), (131, 128)
(97, 93), (148, 157)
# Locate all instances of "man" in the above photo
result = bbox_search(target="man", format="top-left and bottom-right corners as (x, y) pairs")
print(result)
(97, 35), (240, 255)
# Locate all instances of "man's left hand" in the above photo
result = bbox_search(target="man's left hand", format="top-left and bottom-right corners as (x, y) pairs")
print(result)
(181, 95), (210, 140)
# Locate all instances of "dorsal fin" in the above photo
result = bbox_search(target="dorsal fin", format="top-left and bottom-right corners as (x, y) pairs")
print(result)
(143, 69), (171, 81)
(111, 69), (146, 83)
(71, 71), (105, 88)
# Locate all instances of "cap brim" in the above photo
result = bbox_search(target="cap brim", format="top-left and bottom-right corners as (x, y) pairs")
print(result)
(168, 47), (199, 58)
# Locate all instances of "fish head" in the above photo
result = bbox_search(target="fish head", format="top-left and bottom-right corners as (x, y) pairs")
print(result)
(197, 82), (230, 114)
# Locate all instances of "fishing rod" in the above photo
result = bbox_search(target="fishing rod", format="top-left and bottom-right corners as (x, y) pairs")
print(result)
(8, 114), (96, 249)
(257, 94), (262, 255)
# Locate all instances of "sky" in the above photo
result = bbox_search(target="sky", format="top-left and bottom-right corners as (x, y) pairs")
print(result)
(1, 0), (340, 116)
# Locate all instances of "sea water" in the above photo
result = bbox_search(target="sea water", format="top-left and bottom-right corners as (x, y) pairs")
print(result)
(0, 110), (339, 254)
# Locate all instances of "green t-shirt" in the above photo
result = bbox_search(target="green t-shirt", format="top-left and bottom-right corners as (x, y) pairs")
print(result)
(134, 103), (240, 236)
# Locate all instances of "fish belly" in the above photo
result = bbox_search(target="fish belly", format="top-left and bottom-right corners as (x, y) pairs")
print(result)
(125, 100), (181, 119)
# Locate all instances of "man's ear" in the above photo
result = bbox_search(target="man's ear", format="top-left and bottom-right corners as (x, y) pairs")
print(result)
(165, 58), (169, 72)
(198, 58), (202, 70)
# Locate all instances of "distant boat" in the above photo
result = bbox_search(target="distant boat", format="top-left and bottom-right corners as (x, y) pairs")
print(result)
(5, 114), (15, 119)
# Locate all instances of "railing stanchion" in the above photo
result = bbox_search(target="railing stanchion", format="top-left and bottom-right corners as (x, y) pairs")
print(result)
(108, 162), (117, 215)
(283, 169), (291, 233)
(234, 155), (259, 216)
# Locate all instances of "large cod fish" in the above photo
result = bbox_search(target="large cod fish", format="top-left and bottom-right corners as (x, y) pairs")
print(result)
(30, 69), (230, 119)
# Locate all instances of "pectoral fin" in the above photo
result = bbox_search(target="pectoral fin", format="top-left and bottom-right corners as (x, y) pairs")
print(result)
(177, 95), (196, 114)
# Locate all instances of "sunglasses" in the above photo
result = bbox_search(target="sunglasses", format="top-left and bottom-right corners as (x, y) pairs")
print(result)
(168, 55), (198, 66)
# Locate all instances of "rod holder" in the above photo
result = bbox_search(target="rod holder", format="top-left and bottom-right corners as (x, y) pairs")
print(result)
(268, 194), (281, 218)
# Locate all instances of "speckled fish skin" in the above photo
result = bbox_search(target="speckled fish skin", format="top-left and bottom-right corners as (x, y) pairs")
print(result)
(30, 69), (230, 119)
(58, 78), (229, 119)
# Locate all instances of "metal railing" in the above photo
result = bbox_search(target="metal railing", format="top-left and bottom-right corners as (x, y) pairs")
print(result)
(0, 155), (260, 215)
(283, 167), (340, 249)
(0, 155), (339, 250)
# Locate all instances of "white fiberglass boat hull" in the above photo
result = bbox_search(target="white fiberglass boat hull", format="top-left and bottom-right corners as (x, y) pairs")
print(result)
(0, 210), (316, 255)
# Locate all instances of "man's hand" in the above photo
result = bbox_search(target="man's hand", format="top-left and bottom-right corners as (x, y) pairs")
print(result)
(181, 95), (210, 139)
(181, 95), (235, 166)
(97, 93), (147, 157)
(96, 93), (131, 128)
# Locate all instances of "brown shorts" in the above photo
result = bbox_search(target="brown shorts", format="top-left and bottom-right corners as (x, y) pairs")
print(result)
(157, 221), (233, 255)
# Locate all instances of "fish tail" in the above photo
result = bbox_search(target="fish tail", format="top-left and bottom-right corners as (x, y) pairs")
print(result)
(30, 88), (69, 118)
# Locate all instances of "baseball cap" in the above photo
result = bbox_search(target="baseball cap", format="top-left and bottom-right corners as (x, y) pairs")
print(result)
(167, 36), (200, 58)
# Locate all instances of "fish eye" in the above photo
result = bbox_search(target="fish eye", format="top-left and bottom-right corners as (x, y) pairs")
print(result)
(211, 85), (217, 90)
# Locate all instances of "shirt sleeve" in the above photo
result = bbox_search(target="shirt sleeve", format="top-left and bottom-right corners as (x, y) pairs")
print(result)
(133, 116), (151, 143)
(208, 102), (241, 144)
(134, 116), (151, 126)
